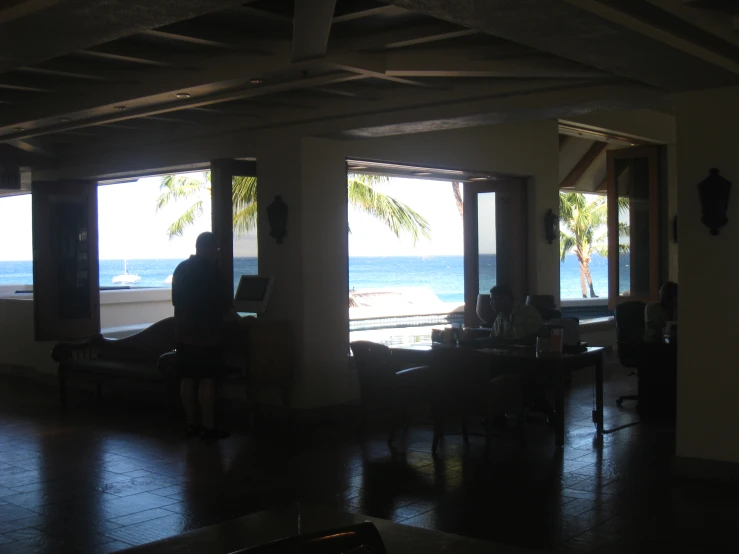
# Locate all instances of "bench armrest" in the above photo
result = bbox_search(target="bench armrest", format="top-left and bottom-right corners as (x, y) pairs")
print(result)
(52, 335), (103, 362)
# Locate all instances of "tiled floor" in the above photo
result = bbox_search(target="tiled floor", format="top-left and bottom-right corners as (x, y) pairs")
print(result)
(0, 362), (736, 553)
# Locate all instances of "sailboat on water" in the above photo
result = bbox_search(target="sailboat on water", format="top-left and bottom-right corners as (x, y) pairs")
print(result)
(112, 260), (141, 285)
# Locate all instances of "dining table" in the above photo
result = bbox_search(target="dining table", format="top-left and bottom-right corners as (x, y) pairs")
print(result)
(390, 342), (606, 447)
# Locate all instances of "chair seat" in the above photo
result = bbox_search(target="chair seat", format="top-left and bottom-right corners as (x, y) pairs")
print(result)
(62, 359), (163, 381)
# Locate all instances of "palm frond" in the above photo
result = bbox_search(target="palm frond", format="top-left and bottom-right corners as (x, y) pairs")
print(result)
(157, 174), (207, 211)
(560, 233), (575, 262)
(348, 175), (431, 244)
(233, 203), (258, 236)
(166, 201), (203, 239)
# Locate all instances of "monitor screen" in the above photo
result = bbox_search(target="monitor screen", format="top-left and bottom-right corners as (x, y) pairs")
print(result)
(234, 276), (274, 313)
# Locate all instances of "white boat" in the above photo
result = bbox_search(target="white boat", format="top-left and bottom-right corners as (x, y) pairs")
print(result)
(112, 260), (141, 285)
(163, 274), (173, 285)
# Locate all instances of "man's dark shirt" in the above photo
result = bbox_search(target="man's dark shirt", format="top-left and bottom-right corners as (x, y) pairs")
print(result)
(172, 255), (231, 345)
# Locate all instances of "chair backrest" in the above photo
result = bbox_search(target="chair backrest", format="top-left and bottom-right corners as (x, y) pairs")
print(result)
(234, 522), (387, 553)
(350, 341), (396, 403)
(614, 301), (647, 367)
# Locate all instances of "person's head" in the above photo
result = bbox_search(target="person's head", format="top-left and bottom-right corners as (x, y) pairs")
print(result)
(490, 284), (515, 314)
(195, 232), (219, 263)
(659, 281), (678, 310)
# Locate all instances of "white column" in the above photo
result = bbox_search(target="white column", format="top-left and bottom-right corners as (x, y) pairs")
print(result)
(674, 86), (739, 464)
(256, 137), (356, 409)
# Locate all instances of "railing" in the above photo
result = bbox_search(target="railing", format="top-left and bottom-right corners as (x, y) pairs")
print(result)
(349, 312), (464, 332)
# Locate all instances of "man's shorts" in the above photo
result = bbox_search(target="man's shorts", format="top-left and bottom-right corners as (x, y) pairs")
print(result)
(175, 343), (227, 379)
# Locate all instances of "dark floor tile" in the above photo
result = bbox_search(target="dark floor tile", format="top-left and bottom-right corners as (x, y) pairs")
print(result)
(0, 364), (724, 553)
(98, 475), (182, 497)
(104, 513), (190, 546)
(0, 501), (39, 523)
(108, 507), (175, 526)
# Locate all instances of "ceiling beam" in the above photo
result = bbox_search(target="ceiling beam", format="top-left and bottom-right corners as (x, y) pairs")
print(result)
(17, 66), (111, 82)
(7, 137), (54, 156)
(564, 0), (739, 76)
(292, 0), (338, 61)
(0, 73), (367, 142)
(560, 142), (607, 189)
(386, 0), (739, 90)
(139, 30), (233, 49)
(0, 0), (66, 25)
(333, 5), (405, 23)
(644, 0), (739, 49)
(0, 0), (256, 74)
(75, 48), (174, 68)
(331, 21), (478, 52)
(384, 52), (609, 79)
(0, 46), (292, 133)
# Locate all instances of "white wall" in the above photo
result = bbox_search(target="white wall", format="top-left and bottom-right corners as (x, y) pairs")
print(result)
(674, 87), (739, 464)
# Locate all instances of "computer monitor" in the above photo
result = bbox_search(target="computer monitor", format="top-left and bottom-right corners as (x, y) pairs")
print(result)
(234, 275), (274, 314)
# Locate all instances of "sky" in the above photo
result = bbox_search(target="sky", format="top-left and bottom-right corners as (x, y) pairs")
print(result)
(0, 174), (474, 261)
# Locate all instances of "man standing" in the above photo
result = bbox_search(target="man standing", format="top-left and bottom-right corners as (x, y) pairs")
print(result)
(172, 232), (232, 439)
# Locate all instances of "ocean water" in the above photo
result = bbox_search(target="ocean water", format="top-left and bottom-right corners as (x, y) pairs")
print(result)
(0, 254), (627, 300)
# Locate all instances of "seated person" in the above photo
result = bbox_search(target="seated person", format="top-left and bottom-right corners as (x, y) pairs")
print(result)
(489, 284), (542, 344)
(644, 281), (678, 343)
(490, 285), (550, 421)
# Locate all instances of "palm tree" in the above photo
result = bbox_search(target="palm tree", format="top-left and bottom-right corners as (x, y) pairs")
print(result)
(157, 172), (431, 243)
(559, 192), (629, 299)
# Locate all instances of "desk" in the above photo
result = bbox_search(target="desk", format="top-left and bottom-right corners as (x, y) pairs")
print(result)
(118, 503), (536, 554)
(391, 343), (605, 447)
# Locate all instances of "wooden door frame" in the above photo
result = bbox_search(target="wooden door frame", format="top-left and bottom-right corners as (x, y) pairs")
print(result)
(606, 145), (661, 309)
(32, 180), (100, 341)
(210, 159), (257, 281)
(463, 178), (528, 326)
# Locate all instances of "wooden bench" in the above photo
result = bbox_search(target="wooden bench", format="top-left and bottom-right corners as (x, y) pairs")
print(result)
(52, 317), (295, 417)
(52, 317), (177, 404)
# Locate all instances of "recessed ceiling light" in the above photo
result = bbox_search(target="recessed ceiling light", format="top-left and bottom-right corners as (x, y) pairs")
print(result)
(14, 127), (25, 131)
(114, 106), (127, 111)
(249, 79), (264, 85)
(176, 92), (191, 99)
(60, 117), (71, 122)
(469, 177), (489, 181)
(630, 143), (636, 146)
(412, 172), (432, 176)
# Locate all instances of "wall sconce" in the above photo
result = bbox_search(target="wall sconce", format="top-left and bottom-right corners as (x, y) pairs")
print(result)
(544, 208), (558, 244)
(266, 195), (288, 244)
(698, 168), (731, 236)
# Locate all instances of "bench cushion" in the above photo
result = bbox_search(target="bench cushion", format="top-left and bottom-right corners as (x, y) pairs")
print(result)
(62, 359), (163, 381)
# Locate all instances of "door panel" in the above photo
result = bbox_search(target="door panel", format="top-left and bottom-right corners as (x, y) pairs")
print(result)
(32, 180), (99, 341)
(463, 179), (527, 326)
(211, 159), (258, 293)
(607, 146), (660, 308)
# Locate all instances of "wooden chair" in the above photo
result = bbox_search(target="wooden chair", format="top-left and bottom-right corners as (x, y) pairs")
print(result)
(350, 340), (432, 444)
(430, 348), (524, 458)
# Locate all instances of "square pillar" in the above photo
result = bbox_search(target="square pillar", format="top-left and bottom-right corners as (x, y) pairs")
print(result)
(256, 137), (355, 410)
(674, 86), (739, 464)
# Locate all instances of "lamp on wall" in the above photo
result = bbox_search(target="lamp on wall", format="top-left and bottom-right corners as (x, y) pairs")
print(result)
(267, 195), (288, 244)
(698, 168), (731, 236)
(544, 208), (558, 244)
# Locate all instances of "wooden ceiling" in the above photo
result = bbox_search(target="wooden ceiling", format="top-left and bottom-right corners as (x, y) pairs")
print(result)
(0, 0), (737, 174)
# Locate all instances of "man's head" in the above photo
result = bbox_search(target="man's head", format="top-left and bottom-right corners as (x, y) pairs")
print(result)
(490, 284), (515, 314)
(195, 232), (220, 263)
(659, 281), (678, 310)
